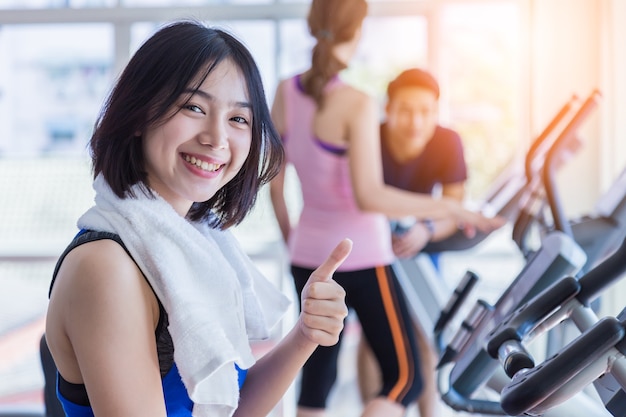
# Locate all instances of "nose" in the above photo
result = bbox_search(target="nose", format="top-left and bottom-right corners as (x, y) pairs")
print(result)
(410, 111), (425, 129)
(198, 115), (229, 150)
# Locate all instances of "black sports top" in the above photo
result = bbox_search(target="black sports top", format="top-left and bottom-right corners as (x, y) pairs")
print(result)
(49, 230), (175, 406)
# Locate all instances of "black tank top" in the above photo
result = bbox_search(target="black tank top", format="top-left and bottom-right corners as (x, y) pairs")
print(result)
(49, 230), (174, 405)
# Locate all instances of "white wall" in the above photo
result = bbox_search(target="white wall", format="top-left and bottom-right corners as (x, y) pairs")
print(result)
(529, 0), (603, 218)
(606, 0), (626, 181)
(529, 0), (626, 318)
(601, 0), (626, 318)
(529, 0), (625, 209)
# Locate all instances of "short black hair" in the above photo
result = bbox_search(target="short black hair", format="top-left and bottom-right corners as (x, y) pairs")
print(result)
(387, 68), (440, 101)
(89, 20), (283, 229)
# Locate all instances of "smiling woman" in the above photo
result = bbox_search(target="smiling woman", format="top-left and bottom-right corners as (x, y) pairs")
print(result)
(2, 3), (621, 417)
(140, 60), (254, 216)
(44, 20), (353, 417)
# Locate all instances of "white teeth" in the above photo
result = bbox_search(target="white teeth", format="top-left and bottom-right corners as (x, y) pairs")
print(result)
(185, 155), (221, 172)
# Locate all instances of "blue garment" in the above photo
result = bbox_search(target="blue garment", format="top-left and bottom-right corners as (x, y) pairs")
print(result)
(56, 364), (248, 417)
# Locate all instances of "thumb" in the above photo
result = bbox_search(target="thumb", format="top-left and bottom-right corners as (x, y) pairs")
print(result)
(308, 238), (353, 283)
(460, 223), (477, 238)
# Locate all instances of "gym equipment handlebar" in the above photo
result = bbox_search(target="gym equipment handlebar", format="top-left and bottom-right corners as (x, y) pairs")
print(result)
(500, 317), (625, 416)
(543, 90), (602, 237)
(486, 235), (626, 375)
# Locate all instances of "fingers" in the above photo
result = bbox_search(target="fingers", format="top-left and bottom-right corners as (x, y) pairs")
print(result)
(303, 278), (346, 304)
(308, 238), (353, 283)
(393, 245), (416, 259)
(300, 280), (348, 346)
(460, 210), (507, 234)
(477, 214), (507, 233)
(491, 215), (508, 228)
(460, 223), (477, 238)
(301, 297), (347, 319)
(299, 239), (352, 346)
(392, 226), (428, 258)
(299, 315), (345, 346)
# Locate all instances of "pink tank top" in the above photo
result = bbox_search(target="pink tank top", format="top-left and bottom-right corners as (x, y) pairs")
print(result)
(281, 75), (394, 271)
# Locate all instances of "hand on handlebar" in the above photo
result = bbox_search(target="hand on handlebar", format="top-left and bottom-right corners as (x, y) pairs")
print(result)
(391, 221), (430, 258)
(446, 199), (507, 237)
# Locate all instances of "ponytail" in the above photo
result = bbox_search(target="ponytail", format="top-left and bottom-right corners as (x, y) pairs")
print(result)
(303, 0), (368, 107)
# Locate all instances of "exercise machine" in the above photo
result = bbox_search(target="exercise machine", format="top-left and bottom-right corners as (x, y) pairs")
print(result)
(487, 235), (626, 416)
(394, 93), (583, 343)
(433, 89), (626, 416)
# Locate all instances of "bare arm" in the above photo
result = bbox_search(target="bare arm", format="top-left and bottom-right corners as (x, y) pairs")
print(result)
(347, 94), (451, 219)
(429, 181), (467, 241)
(46, 240), (165, 417)
(347, 93), (501, 233)
(442, 182), (465, 201)
(269, 163), (291, 243)
(269, 81), (292, 244)
(234, 239), (352, 416)
(392, 180), (473, 257)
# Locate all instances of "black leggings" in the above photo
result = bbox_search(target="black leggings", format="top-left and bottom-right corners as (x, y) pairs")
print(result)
(291, 264), (423, 409)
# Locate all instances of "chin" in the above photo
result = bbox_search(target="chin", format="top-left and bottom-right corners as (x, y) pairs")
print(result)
(407, 135), (424, 144)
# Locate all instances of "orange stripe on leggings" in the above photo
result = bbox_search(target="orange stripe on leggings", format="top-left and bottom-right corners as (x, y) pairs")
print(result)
(375, 265), (412, 402)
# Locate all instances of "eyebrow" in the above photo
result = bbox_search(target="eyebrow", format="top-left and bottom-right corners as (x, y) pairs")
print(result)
(184, 88), (252, 110)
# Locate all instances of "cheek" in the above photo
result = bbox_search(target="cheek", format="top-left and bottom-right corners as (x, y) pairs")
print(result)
(141, 135), (157, 170)
(426, 114), (438, 128)
(144, 134), (171, 170)
(230, 135), (253, 173)
(396, 116), (413, 130)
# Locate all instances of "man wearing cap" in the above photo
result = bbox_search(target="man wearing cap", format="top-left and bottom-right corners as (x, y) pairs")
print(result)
(381, 68), (468, 259)
(357, 68), (468, 417)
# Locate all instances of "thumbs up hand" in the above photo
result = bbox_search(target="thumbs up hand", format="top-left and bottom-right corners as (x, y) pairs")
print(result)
(298, 238), (352, 347)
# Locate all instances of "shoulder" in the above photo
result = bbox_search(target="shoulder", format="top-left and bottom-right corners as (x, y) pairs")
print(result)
(61, 238), (143, 285)
(328, 84), (377, 119)
(275, 77), (293, 93)
(275, 76), (299, 97)
(272, 78), (296, 135)
(429, 125), (464, 150)
(50, 238), (157, 326)
(46, 238), (165, 410)
(334, 83), (372, 103)
(434, 125), (462, 142)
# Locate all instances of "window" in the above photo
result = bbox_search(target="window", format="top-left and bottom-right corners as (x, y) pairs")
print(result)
(0, 0), (116, 9)
(0, 24), (114, 156)
(439, 2), (523, 200)
(275, 15), (428, 98)
(122, 0), (272, 5)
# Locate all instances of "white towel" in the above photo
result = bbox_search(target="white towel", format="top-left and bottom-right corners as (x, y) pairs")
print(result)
(77, 174), (291, 417)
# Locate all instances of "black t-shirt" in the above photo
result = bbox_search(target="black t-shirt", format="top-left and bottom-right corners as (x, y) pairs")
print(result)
(380, 124), (467, 193)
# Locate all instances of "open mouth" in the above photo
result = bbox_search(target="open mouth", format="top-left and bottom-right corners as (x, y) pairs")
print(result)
(184, 154), (223, 172)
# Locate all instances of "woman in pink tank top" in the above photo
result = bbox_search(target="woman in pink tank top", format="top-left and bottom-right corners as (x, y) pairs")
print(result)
(269, 1), (504, 417)
(271, 0), (501, 417)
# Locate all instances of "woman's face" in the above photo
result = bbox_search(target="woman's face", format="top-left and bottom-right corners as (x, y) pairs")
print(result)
(142, 59), (253, 216)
